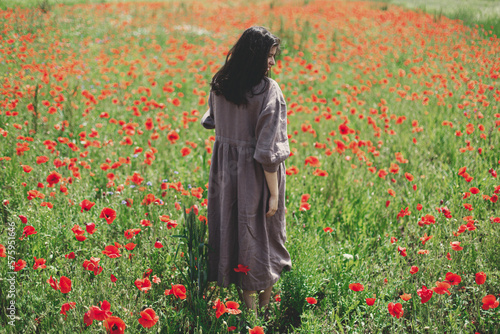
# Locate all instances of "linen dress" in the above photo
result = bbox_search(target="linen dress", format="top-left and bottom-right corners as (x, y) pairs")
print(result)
(206, 77), (292, 291)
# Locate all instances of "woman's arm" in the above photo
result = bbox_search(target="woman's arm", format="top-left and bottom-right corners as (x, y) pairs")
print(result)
(264, 170), (278, 217)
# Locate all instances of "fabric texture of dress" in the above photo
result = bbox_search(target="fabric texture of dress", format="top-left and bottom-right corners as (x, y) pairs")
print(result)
(206, 77), (292, 291)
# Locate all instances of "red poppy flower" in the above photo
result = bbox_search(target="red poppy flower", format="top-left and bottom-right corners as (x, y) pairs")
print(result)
(410, 266), (419, 275)
(71, 224), (85, 236)
(445, 272), (462, 285)
(33, 257), (46, 270)
(124, 243), (136, 251)
(47, 276), (59, 291)
(349, 283), (364, 292)
(102, 245), (121, 258)
(152, 275), (161, 284)
(124, 198), (133, 207)
(323, 227), (333, 233)
(80, 199), (95, 212)
(59, 276), (72, 294)
(397, 246), (407, 257)
(135, 277), (152, 293)
(12, 259), (26, 271)
(304, 156), (321, 167)
(469, 187), (480, 194)
(60, 302), (76, 319)
(366, 298), (376, 306)
(124, 228), (141, 239)
(416, 203), (422, 211)
(143, 268), (153, 278)
(18, 215), (28, 224)
(432, 281), (451, 295)
(313, 168), (328, 177)
(0, 244), (6, 258)
(83, 257), (100, 272)
(154, 240), (163, 248)
(482, 295), (499, 310)
(417, 285), (433, 303)
(450, 241), (463, 251)
(299, 202), (311, 211)
(168, 284), (187, 299)
(400, 293), (411, 301)
(36, 156), (49, 164)
(306, 297), (317, 305)
(234, 264), (250, 275)
(85, 300), (113, 324)
(388, 302), (404, 319)
(420, 233), (433, 245)
(140, 219), (152, 226)
(20, 225), (37, 240)
(418, 214), (435, 226)
(47, 171), (62, 185)
(85, 222), (96, 234)
(104, 316), (126, 334)
(111, 274), (118, 283)
(213, 299), (226, 319)
(301, 194), (310, 202)
(138, 308), (159, 328)
(165, 219), (178, 229)
(166, 130), (180, 143)
(475, 272), (486, 285)
(100, 207), (117, 224)
(65, 252), (75, 259)
(180, 147), (191, 156)
(249, 326), (265, 334)
(225, 301), (242, 314)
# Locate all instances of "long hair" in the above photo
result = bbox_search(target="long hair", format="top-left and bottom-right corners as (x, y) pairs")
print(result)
(210, 26), (281, 106)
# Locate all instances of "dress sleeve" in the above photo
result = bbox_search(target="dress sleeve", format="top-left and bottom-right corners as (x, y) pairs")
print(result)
(253, 80), (290, 172)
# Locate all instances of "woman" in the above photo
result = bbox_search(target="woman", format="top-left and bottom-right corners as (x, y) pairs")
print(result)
(202, 26), (291, 312)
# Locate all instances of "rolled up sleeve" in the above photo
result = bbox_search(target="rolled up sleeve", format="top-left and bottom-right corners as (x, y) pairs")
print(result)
(253, 81), (290, 172)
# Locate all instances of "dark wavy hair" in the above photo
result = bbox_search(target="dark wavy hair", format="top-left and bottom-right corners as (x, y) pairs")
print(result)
(210, 26), (281, 106)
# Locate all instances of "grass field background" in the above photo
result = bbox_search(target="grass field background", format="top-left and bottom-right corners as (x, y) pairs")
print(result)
(0, 0), (499, 333)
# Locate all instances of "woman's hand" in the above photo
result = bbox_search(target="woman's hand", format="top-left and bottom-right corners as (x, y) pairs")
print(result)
(266, 195), (278, 217)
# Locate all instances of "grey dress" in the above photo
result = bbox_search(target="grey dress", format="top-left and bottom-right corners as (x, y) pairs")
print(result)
(205, 78), (292, 291)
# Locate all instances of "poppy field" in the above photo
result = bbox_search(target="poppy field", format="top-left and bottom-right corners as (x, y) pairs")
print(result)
(0, 0), (499, 333)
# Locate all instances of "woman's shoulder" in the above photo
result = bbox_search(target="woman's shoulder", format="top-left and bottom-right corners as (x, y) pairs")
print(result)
(263, 78), (285, 104)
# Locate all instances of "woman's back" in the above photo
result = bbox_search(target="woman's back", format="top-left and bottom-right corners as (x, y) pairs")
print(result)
(210, 78), (269, 144)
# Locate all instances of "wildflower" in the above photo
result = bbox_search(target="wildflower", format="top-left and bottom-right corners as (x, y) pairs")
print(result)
(135, 278), (152, 293)
(306, 297), (317, 304)
(165, 284), (186, 299)
(138, 308), (159, 328)
(225, 301), (242, 314)
(103, 316), (126, 334)
(445, 272), (462, 285)
(349, 283), (364, 292)
(482, 295), (499, 310)
(213, 299), (226, 318)
(417, 285), (433, 303)
(99, 207), (117, 224)
(475, 272), (486, 285)
(234, 264), (250, 275)
(388, 302), (403, 318)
